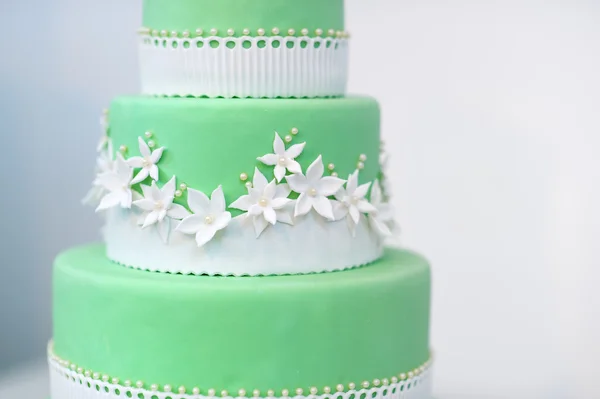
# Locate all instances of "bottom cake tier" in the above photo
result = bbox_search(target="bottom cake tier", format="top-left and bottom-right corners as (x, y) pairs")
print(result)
(50, 244), (432, 399)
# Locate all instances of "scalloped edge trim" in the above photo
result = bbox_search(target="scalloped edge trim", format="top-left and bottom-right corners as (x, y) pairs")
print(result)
(106, 252), (382, 277)
(49, 340), (432, 397)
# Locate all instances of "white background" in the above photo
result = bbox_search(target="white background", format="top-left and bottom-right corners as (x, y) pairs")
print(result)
(1, 0), (599, 398)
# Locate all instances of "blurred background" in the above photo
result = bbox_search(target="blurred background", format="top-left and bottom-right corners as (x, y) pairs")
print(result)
(1, 0), (599, 398)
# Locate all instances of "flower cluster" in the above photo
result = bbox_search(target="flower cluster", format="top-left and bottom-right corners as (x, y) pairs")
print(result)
(85, 128), (395, 248)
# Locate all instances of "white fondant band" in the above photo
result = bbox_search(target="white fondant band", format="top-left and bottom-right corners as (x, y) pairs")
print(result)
(103, 207), (383, 276)
(139, 35), (349, 98)
(49, 354), (432, 399)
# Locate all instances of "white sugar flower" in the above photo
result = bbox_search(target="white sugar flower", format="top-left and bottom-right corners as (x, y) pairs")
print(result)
(95, 153), (134, 211)
(368, 179), (394, 237)
(230, 167), (293, 237)
(127, 136), (165, 184)
(83, 140), (115, 205)
(133, 177), (190, 242)
(97, 111), (109, 151)
(176, 186), (232, 247)
(286, 155), (346, 220)
(257, 132), (305, 182)
(333, 170), (377, 235)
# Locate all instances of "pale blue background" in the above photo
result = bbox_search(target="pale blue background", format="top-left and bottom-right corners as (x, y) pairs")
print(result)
(1, 0), (599, 398)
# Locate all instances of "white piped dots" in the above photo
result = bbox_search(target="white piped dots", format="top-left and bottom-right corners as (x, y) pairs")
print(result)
(281, 389), (289, 397)
(76, 367), (83, 373)
(164, 384), (172, 392)
(267, 390), (275, 397)
(391, 377), (398, 384)
(171, 31), (178, 38)
(182, 30), (190, 38)
(221, 389), (229, 397)
(295, 388), (303, 395)
(348, 382), (356, 390)
(227, 28), (235, 36)
(272, 27), (280, 35)
(301, 28), (309, 36)
(361, 381), (369, 389)
(208, 388), (216, 396)
(328, 29), (335, 37)
(315, 28), (323, 36)
(323, 387), (331, 394)
(336, 384), (344, 392)
(373, 378), (381, 386)
(257, 28), (265, 36)
(238, 389), (247, 397)
(102, 374), (109, 382)
(359, 153), (367, 162)
(193, 387), (201, 395)
(150, 384), (159, 391)
(309, 387), (318, 395)
(135, 380), (144, 388)
(288, 29), (296, 36)
(179, 386), (187, 394)
(112, 377), (120, 384)
(399, 373), (407, 380)
(407, 371), (414, 379)
(196, 28), (204, 36)
(210, 28), (218, 36)
(92, 372), (100, 380)
(382, 378), (389, 386)
(243, 28), (250, 36)
(253, 389), (261, 397)
(160, 30), (168, 37)
(124, 380), (132, 387)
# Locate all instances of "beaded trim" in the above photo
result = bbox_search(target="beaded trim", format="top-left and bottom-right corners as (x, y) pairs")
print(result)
(138, 27), (350, 39)
(48, 341), (432, 398)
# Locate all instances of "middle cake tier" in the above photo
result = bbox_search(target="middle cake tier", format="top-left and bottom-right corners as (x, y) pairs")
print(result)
(99, 96), (385, 275)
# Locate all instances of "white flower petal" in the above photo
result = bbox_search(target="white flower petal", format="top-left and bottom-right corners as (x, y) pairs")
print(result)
(149, 181), (162, 200)
(186, 188), (210, 215)
(356, 200), (377, 214)
(167, 203), (190, 220)
(378, 203), (394, 222)
(209, 186), (226, 214)
(252, 167), (268, 190)
(119, 190), (132, 208)
(96, 172), (123, 191)
(230, 194), (253, 211)
(305, 155), (324, 182)
(370, 216), (392, 237)
(312, 195), (335, 220)
(257, 154), (278, 166)
(276, 209), (294, 225)
(140, 184), (153, 199)
(285, 142), (305, 159)
(263, 207), (277, 225)
(270, 197), (290, 210)
(354, 182), (372, 199)
(162, 177), (177, 197)
(285, 159), (302, 174)
(294, 193), (312, 217)
(274, 165), (286, 182)
(286, 173), (308, 193)
(176, 214), (204, 234)
(127, 156), (145, 168)
(133, 198), (155, 211)
(370, 179), (383, 206)
(275, 183), (291, 198)
(273, 132), (285, 155)
(95, 192), (121, 212)
(263, 179), (277, 199)
(195, 226), (217, 247)
(138, 136), (151, 158)
(318, 176), (346, 196)
(156, 218), (170, 244)
(212, 212), (231, 231)
(248, 204), (264, 216)
(150, 147), (165, 164)
(346, 171), (359, 194)
(142, 211), (159, 228)
(148, 164), (159, 181)
(131, 168), (149, 185)
(349, 206), (360, 225)
(334, 188), (346, 202)
(332, 200), (349, 221)
(253, 215), (269, 238)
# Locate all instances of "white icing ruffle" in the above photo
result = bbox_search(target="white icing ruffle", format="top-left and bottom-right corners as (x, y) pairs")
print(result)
(103, 207), (383, 276)
(139, 35), (348, 98)
(49, 353), (432, 399)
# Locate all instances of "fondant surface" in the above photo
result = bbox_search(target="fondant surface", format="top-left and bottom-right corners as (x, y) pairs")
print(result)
(53, 244), (431, 393)
(108, 96), (380, 207)
(143, 0), (344, 35)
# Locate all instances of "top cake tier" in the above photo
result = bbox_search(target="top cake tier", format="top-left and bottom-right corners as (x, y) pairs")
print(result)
(139, 0), (348, 98)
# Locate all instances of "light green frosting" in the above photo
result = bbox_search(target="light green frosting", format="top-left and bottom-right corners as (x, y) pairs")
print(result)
(53, 244), (430, 392)
(109, 96), (380, 213)
(143, 0), (344, 36)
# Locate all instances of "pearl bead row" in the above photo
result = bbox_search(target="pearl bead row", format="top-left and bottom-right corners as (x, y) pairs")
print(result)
(139, 27), (350, 39)
(50, 345), (431, 397)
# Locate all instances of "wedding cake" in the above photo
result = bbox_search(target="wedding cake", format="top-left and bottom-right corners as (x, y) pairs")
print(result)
(48, 1), (432, 398)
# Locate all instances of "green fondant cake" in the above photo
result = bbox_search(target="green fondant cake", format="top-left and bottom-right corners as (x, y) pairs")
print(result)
(49, 1), (433, 398)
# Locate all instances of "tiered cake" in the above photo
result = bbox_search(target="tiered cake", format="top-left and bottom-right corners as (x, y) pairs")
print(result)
(49, 1), (432, 398)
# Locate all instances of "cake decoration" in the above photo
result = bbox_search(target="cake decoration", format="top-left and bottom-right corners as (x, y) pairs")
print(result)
(257, 132), (306, 182)
(127, 136), (165, 184)
(332, 170), (376, 236)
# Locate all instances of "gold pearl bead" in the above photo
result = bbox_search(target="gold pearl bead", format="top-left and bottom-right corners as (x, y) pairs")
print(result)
(361, 381), (369, 388)
(227, 28), (235, 36)
(147, 140), (156, 148)
(240, 173), (248, 181)
(348, 382), (356, 390)
(119, 145), (127, 153)
(272, 27), (280, 35)
(357, 161), (364, 169)
(291, 127), (299, 135)
(328, 29), (335, 37)
(179, 183), (187, 191)
(179, 386), (187, 394)
(243, 28), (250, 36)
(323, 386), (331, 394)
(331, 172), (338, 177)
(308, 188), (317, 197)
(284, 135), (292, 143)
(359, 153), (367, 161)
(210, 28), (218, 36)
(245, 182), (253, 189)
(327, 163), (335, 171)
(288, 29), (296, 36)
(315, 28), (323, 36)
(257, 28), (265, 36)
(196, 28), (203, 36)
(174, 190), (182, 198)
(301, 28), (309, 36)
(335, 384), (344, 392)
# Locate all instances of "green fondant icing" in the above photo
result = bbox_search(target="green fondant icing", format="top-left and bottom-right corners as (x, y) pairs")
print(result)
(109, 96), (380, 214)
(143, 0), (344, 36)
(53, 244), (430, 392)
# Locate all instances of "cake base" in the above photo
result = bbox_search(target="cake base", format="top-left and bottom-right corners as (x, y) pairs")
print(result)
(52, 244), (431, 394)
